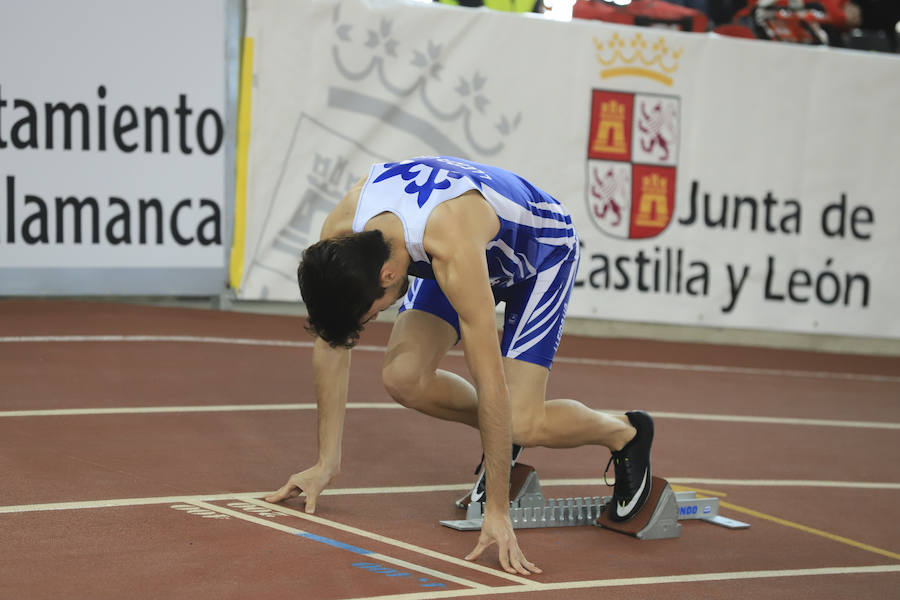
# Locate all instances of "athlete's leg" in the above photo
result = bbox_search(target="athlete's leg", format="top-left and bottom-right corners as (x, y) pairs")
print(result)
(496, 241), (635, 451)
(381, 308), (480, 428)
(498, 247), (653, 520)
(504, 357), (635, 450)
(382, 309), (634, 449)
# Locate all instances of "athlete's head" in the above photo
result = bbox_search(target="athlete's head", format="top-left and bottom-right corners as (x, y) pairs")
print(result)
(298, 230), (405, 348)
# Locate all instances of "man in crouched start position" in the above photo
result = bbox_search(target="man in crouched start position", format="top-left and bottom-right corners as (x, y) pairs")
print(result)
(267, 156), (654, 575)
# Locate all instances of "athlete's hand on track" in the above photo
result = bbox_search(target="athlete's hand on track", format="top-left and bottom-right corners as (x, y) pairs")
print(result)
(265, 464), (335, 513)
(465, 508), (541, 575)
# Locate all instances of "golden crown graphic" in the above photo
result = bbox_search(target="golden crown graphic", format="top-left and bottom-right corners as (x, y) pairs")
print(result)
(594, 32), (683, 87)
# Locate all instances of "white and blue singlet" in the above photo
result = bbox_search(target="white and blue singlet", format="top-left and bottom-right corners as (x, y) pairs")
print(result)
(352, 156), (580, 368)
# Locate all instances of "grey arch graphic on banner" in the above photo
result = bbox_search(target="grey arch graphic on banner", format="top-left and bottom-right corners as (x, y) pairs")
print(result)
(327, 87), (467, 158)
(248, 113), (387, 275)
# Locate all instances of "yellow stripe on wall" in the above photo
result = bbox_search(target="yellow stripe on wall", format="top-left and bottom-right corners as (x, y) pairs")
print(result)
(229, 37), (254, 292)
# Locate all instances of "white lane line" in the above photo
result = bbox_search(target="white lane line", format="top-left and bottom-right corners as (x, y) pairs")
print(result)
(187, 501), (488, 590)
(348, 565), (900, 600)
(550, 478), (900, 491)
(641, 411), (900, 430)
(0, 492), (259, 514)
(0, 404), (402, 417)
(553, 356), (900, 383)
(1, 334), (897, 384)
(238, 498), (532, 585)
(0, 335), (310, 347)
(2, 478), (897, 515)
(1, 404), (896, 431)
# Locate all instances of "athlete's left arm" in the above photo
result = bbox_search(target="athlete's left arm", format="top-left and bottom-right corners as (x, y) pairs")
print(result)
(425, 193), (540, 576)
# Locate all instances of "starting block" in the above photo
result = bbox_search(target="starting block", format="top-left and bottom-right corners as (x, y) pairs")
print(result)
(440, 463), (749, 539)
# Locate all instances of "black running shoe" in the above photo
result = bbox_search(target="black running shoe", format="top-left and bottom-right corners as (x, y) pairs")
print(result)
(456, 444), (524, 508)
(605, 410), (654, 522)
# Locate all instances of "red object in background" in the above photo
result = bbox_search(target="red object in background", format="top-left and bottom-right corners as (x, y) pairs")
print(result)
(712, 23), (758, 38)
(719, 0), (857, 45)
(573, 0), (709, 33)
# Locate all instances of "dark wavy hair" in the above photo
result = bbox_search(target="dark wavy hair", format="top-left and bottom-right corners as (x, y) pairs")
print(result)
(297, 230), (391, 348)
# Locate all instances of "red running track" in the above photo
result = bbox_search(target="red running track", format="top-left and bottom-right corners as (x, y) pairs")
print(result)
(1, 299), (898, 599)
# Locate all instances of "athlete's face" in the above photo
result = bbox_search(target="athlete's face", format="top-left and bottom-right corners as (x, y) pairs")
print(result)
(360, 276), (409, 327)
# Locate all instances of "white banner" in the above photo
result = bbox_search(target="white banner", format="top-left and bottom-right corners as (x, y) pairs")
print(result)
(236, 0), (900, 339)
(0, 0), (229, 293)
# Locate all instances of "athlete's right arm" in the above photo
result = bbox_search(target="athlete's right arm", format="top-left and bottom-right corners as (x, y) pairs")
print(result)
(265, 177), (363, 511)
(264, 334), (351, 512)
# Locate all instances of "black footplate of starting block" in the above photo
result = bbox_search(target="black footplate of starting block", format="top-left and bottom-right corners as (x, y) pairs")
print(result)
(440, 463), (749, 539)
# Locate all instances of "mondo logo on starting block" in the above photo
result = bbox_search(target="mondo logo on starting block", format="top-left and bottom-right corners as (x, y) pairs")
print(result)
(678, 504), (714, 517)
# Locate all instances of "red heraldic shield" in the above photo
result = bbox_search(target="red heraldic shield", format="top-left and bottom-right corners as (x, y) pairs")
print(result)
(586, 90), (680, 240)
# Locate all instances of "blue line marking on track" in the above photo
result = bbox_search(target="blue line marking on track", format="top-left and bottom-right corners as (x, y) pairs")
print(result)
(296, 532), (373, 555)
(352, 563), (447, 588)
(292, 535), (449, 589)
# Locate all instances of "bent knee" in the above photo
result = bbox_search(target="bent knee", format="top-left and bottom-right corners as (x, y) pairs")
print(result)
(511, 410), (543, 447)
(381, 362), (426, 408)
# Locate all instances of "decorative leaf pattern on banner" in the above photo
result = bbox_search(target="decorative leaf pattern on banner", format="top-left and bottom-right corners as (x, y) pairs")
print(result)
(330, 3), (521, 156)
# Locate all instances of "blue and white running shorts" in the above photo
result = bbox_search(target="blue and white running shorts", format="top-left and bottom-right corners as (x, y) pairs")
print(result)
(397, 249), (579, 369)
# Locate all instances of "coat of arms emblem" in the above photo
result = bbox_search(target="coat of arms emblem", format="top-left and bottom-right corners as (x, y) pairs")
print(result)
(586, 90), (679, 239)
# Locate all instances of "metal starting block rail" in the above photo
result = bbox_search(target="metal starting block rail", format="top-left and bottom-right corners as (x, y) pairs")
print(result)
(440, 463), (749, 540)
